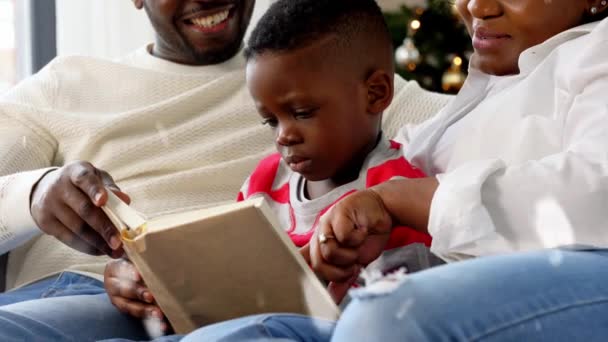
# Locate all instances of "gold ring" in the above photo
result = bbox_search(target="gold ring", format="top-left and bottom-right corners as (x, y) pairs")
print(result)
(318, 232), (335, 244)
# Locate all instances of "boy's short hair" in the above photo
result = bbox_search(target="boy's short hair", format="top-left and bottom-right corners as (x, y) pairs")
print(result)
(245, 0), (393, 74)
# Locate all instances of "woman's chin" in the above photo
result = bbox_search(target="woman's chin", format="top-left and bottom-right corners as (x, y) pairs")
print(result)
(472, 54), (520, 76)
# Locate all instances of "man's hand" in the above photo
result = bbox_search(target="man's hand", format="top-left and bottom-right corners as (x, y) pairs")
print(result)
(105, 259), (166, 326)
(305, 189), (393, 303)
(31, 161), (130, 257)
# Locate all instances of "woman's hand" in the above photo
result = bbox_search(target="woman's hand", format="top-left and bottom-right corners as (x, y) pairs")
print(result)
(310, 189), (392, 282)
(104, 259), (167, 329)
(307, 178), (439, 303)
(302, 189), (392, 303)
(31, 161), (130, 257)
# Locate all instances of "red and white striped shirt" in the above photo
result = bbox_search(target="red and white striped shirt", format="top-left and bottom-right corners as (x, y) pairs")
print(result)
(238, 135), (431, 249)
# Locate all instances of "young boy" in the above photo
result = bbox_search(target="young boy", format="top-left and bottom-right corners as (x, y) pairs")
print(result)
(238, 0), (431, 266)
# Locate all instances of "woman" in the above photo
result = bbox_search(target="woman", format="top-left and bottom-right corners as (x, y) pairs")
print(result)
(177, 0), (608, 341)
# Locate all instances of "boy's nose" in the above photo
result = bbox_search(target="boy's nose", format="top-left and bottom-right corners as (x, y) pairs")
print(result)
(276, 125), (302, 146)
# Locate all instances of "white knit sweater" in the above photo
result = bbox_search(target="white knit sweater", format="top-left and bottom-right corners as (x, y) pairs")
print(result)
(0, 45), (450, 290)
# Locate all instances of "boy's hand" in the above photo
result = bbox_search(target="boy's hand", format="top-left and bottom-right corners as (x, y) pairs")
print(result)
(299, 244), (312, 264)
(310, 189), (393, 283)
(104, 259), (168, 332)
(300, 243), (359, 304)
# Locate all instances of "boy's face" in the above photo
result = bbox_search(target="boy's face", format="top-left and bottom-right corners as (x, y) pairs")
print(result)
(246, 42), (381, 182)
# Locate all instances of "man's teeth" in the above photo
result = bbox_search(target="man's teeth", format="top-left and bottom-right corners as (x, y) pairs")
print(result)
(191, 10), (230, 28)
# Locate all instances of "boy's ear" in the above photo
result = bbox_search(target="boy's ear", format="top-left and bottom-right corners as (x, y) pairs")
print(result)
(133, 0), (144, 10)
(365, 70), (394, 115)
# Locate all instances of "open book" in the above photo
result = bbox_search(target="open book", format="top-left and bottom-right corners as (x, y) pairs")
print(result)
(102, 192), (340, 334)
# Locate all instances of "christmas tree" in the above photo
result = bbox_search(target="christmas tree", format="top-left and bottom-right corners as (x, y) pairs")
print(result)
(384, 0), (472, 93)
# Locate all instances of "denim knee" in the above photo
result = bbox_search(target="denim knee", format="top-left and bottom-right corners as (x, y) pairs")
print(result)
(182, 313), (334, 342)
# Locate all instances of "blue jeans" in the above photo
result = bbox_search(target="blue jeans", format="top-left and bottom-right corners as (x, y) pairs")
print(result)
(180, 249), (608, 342)
(0, 272), (148, 341)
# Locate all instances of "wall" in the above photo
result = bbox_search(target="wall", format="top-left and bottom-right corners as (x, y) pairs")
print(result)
(56, 0), (154, 58)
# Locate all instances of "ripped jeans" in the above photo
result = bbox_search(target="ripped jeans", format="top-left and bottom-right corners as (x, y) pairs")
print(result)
(178, 249), (608, 342)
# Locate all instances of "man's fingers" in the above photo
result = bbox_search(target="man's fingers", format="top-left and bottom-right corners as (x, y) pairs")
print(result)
(102, 169), (131, 205)
(30, 161), (127, 257)
(53, 204), (112, 256)
(112, 297), (161, 319)
(69, 162), (107, 206)
(106, 277), (138, 299)
(53, 220), (104, 256)
(110, 259), (142, 282)
(112, 296), (146, 317)
(106, 277), (153, 303)
(109, 246), (125, 259)
(63, 186), (121, 251)
(111, 190), (131, 205)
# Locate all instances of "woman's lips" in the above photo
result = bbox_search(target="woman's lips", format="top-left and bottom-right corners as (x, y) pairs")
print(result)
(473, 27), (511, 51)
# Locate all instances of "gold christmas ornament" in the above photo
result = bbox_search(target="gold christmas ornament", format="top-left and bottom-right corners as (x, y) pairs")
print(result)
(442, 56), (466, 93)
(451, 2), (460, 17)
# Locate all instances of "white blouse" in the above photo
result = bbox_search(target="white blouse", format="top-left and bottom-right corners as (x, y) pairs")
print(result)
(397, 19), (608, 261)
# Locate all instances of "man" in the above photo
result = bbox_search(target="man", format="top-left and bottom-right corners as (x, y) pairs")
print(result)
(0, 0), (449, 340)
(0, 0), (272, 339)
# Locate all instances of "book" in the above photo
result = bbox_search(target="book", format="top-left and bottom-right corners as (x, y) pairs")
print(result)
(102, 192), (340, 334)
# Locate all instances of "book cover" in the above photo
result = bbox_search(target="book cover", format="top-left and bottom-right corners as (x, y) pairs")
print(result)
(104, 195), (340, 333)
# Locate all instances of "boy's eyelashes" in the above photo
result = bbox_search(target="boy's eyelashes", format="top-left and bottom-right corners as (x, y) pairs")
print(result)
(259, 108), (319, 128)
(293, 108), (316, 118)
(261, 117), (279, 128)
